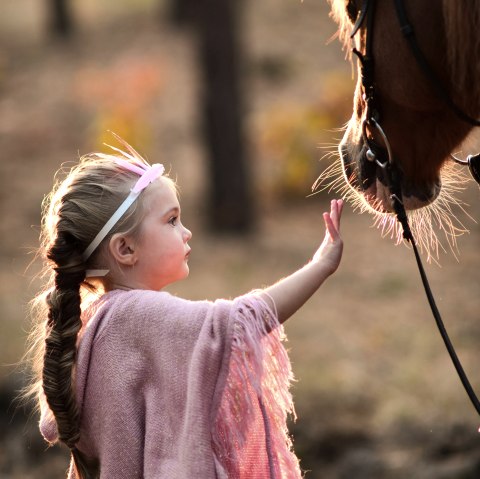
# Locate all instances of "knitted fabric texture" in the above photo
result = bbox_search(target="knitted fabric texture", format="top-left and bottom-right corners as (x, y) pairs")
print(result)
(39, 289), (301, 478)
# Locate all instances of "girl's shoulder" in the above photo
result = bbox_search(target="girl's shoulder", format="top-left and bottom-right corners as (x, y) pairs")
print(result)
(80, 289), (241, 362)
(84, 289), (219, 339)
(105, 289), (213, 316)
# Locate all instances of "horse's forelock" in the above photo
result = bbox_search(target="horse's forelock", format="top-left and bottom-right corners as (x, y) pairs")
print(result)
(328, 0), (353, 57)
(443, 0), (480, 108)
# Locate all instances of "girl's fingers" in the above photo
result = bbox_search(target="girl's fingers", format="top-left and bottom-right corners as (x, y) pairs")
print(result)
(321, 199), (343, 244)
(329, 199), (343, 231)
(323, 212), (340, 240)
(330, 200), (338, 227)
(337, 198), (344, 217)
(335, 199), (343, 231)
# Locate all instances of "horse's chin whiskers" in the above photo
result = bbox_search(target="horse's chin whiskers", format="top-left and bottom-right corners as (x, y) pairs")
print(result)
(312, 151), (345, 192)
(316, 157), (473, 262)
(399, 162), (471, 261)
(317, 141), (346, 152)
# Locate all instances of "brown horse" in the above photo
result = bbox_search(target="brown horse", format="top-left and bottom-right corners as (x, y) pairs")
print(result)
(323, 0), (480, 255)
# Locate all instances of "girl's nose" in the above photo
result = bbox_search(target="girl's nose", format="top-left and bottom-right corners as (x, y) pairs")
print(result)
(183, 226), (192, 242)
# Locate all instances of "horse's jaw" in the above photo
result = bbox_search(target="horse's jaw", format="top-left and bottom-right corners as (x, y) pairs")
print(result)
(339, 141), (442, 213)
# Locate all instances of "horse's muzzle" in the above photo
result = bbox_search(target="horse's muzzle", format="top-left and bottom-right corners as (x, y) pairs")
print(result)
(339, 142), (441, 213)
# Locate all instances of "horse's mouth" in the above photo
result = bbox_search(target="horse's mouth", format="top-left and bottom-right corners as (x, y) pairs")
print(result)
(340, 143), (441, 213)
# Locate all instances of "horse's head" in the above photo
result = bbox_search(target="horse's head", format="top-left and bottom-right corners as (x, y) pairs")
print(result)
(328, 0), (480, 215)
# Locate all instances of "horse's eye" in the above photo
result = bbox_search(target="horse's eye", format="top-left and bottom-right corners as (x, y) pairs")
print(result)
(346, 0), (359, 23)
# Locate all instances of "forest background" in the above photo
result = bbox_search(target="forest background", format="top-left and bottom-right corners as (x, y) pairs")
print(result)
(1, 1), (479, 477)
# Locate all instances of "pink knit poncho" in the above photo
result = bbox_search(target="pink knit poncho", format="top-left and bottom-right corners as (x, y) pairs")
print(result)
(40, 289), (302, 478)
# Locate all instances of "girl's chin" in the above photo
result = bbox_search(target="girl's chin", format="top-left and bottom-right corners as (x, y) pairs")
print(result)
(179, 265), (190, 280)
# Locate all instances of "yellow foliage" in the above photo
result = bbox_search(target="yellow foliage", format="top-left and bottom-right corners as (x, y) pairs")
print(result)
(73, 54), (165, 153)
(255, 71), (353, 200)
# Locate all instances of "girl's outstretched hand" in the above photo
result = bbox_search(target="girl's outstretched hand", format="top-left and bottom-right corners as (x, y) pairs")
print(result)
(312, 199), (344, 275)
(261, 198), (344, 324)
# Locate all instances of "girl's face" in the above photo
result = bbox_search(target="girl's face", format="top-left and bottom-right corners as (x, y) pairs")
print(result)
(131, 178), (192, 291)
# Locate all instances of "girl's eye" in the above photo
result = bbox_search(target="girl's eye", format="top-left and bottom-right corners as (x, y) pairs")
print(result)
(169, 216), (178, 226)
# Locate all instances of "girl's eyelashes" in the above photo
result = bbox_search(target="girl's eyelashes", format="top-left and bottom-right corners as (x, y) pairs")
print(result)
(168, 216), (178, 226)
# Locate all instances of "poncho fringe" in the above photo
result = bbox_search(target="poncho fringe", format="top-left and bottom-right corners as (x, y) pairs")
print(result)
(212, 293), (303, 478)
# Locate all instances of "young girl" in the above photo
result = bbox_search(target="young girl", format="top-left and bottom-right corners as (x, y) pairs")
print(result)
(29, 135), (343, 479)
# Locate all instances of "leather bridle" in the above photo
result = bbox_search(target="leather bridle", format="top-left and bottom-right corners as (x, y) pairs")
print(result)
(349, 0), (480, 416)
(351, 0), (480, 183)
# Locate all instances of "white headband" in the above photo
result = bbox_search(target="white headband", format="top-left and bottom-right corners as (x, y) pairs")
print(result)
(82, 157), (164, 276)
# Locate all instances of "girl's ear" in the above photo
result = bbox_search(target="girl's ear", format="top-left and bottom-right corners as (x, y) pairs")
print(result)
(108, 233), (137, 266)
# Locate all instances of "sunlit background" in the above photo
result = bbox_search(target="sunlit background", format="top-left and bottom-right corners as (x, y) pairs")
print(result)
(1, 1), (479, 477)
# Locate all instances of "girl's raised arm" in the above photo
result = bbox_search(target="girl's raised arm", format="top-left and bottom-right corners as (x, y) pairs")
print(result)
(261, 199), (343, 323)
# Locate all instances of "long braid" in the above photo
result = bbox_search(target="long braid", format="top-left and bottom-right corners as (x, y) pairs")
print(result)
(43, 231), (99, 478)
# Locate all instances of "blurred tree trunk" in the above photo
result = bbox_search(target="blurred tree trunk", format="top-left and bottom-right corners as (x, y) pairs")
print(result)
(167, 0), (253, 232)
(195, 0), (253, 233)
(49, 0), (74, 38)
(168, 0), (197, 26)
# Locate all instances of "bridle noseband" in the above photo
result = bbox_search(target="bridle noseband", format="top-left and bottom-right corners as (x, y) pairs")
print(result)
(350, 0), (480, 416)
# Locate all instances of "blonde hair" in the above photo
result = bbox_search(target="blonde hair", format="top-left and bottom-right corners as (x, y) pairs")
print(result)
(26, 138), (174, 478)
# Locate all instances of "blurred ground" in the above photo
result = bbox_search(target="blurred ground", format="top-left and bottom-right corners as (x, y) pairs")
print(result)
(1, 1), (480, 478)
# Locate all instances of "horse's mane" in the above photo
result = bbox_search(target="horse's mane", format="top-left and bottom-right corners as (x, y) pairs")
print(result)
(328, 0), (480, 108)
(327, 0), (353, 58)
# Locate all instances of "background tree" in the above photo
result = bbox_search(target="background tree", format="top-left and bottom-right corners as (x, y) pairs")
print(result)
(168, 0), (196, 26)
(170, 0), (254, 233)
(48, 0), (74, 37)
(196, 0), (253, 233)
